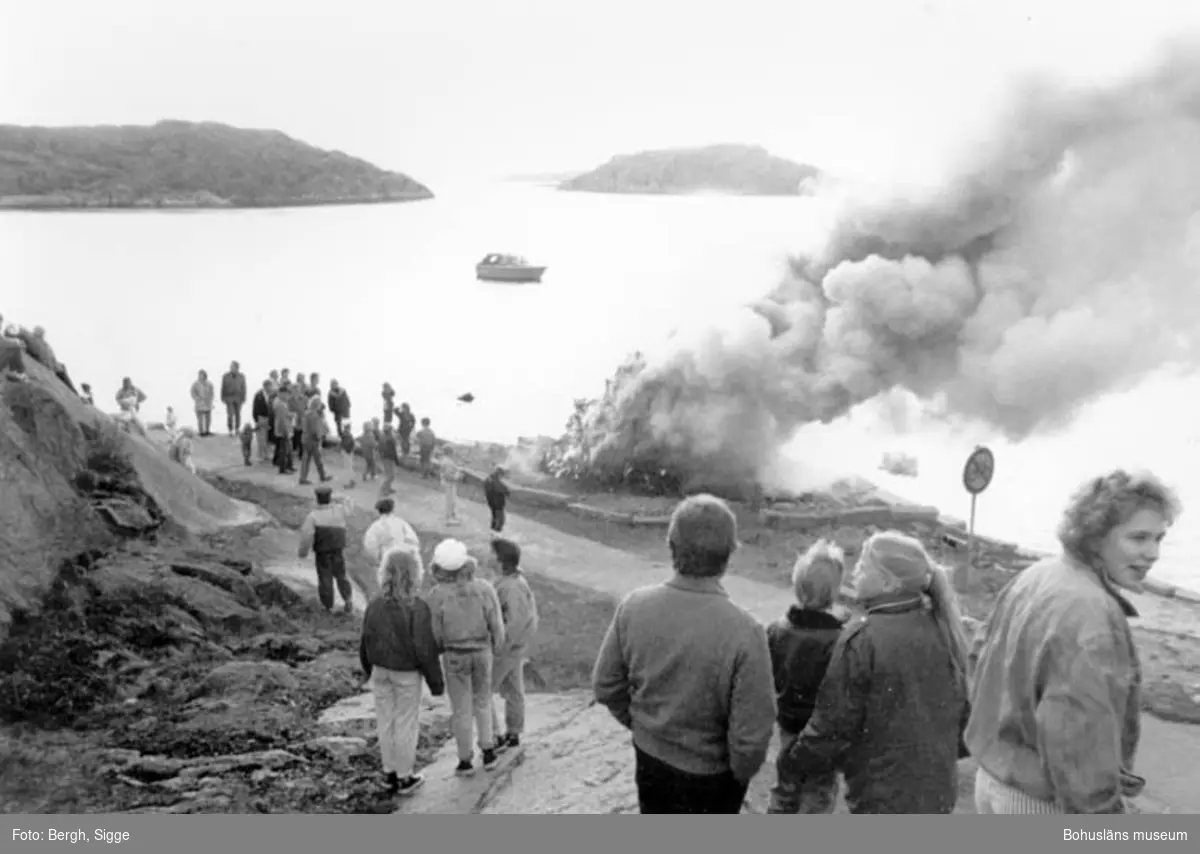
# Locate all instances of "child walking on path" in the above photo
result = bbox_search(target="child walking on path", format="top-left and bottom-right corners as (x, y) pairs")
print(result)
(360, 547), (445, 797)
(239, 423), (255, 466)
(425, 539), (506, 776)
(765, 540), (848, 813)
(489, 538), (539, 752)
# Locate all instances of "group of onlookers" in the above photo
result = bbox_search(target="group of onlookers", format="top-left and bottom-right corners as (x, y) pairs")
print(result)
(294, 484), (537, 798)
(0, 315), (81, 394)
(588, 468), (1178, 814)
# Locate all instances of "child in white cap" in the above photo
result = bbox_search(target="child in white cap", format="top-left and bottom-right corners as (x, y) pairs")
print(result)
(425, 538), (506, 776)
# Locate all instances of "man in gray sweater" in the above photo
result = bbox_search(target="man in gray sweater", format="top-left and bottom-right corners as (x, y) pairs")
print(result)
(592, 494), (776, 813)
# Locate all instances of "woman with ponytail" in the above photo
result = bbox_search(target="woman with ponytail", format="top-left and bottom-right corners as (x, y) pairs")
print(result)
(777, 530), (971, 814)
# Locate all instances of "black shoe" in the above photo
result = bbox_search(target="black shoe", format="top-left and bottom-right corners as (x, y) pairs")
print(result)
(506, 733), (520, 749)
(320, 475), (333, 482)
(397, 774), (425, 796)
(481, 748), (498, 770)
(298, 479), (311, 485)
(454, 760), (474, 776)
(385, 771), (399, 794)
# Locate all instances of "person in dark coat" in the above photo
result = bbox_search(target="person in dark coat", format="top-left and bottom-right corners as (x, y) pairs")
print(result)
(328, 379), (351, 435)
(483, 465), (511, 533)
(251, 380), (273, 463)
(361, 547), (445, 796)
(220, 360), (248, 436)
(778, 531), (972, 814)
(298, 485), (353, 613)
(397, 403), (416, 457)
(766, 539), (848, 813)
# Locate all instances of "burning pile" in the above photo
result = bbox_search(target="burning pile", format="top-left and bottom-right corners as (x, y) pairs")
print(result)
(544, 44), (1200, 498)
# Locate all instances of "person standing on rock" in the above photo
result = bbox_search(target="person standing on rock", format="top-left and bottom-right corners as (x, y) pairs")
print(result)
(484, 466), (510, 533)
(190, 369), (215, 437)
(364, 497), (422, 583)
(426, 538), (506, 776)
(966, 470), (1180, 814)
(381, 383), (397, 428)
(416, 418), (436, 479)
(777, 530), (971, 814)
(397, 402), (416, 457)
(252, 379), (273, 463)
(360, 547), (445, 797)
(592, 494), (776, 814)
(272, 387), (296, 474)
(79, 383), (94, 406)
(328, 379), (351, 436)
(220, 360), (247, 437)
(489, 537), (538, 754)
(298, 485), (355, 614)
(378, 424), (401, 497)
(765, 540), (848, 814)
(289, 381), (308, 460)
(299, 396), (333, 485)
(115, 377), (148, 435)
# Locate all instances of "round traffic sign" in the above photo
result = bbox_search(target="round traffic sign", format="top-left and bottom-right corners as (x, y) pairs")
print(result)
(963, 446), (995, 495)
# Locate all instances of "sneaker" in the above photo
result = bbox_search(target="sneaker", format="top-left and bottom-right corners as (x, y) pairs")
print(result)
(505, 733), (520, 750)
(298, 479), (312, 485)
(397, 775), (425, 796)
(454, 760), (475, 776)
(384, 771), (399, 794)
(481, 748), (498, 770)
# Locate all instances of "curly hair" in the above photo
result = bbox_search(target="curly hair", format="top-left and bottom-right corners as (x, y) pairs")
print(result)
(1057, 469), (1182, 566)
(380, 547), (424, 603)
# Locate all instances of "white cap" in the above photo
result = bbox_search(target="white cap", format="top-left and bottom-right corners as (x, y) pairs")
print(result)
(432, 538), (471, 572)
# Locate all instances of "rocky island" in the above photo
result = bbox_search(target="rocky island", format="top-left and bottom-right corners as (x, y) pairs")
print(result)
(0, 120), (434, 210)
(559, 143), (821, 196)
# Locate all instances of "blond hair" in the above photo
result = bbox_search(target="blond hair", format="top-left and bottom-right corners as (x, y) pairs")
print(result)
(792, 539), (845, 611)
(1057, 469), (1181, 570)
(379, 547), (423, 603)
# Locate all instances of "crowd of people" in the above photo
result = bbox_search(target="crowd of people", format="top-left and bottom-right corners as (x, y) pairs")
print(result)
(6, 327), (1171, 813)
(297, 453), (1177, 814)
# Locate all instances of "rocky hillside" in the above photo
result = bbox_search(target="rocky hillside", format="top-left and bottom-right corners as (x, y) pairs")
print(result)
(560, 144), (821, 196)
(0, 121), (434, 209)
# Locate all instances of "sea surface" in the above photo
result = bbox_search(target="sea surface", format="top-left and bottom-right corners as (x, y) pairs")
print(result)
(4, 181), (1199, 593)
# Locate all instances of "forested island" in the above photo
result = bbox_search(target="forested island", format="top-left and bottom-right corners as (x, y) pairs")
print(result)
(0, 120), (434, 209)
(559, 143), (821, 196)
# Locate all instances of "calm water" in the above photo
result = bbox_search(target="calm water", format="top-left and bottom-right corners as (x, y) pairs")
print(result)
(4, 182), (1198, 592)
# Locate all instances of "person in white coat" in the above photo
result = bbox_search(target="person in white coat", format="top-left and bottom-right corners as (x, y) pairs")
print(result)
(363, 497), (422, 586)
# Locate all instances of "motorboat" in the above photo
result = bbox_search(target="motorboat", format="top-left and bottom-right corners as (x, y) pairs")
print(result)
(476, 253), (546, 283)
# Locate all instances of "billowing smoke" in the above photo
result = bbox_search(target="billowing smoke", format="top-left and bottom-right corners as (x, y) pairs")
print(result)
(547, 44), (1200, 497)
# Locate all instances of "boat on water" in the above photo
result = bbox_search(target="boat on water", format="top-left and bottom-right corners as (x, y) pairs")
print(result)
(476, 253), (547, 283)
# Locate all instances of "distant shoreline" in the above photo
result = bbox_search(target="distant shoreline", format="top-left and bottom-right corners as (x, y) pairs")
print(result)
(0, 194), (434, 213)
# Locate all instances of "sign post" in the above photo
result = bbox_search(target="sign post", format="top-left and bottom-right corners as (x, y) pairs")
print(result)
(960, 445), (995, 589)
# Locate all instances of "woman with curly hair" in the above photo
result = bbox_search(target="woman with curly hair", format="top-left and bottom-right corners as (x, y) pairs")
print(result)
(966, 469), (1181, 814)
(359, 547), (445, 797)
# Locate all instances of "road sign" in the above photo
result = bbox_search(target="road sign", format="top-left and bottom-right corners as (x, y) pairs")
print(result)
(962, 446), (995, 495)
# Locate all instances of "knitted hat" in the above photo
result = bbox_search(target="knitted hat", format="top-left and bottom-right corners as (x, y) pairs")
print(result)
(858, 531), (932, 593)
(432, 538), (471, 572)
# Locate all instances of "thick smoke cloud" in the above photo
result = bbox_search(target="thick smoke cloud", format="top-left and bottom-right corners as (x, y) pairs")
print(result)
(562, 44), (1200, 495)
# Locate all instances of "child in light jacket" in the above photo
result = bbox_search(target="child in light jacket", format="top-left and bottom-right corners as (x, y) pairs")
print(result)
(489, 537), (539, 752)
(425, 538), (506, 777)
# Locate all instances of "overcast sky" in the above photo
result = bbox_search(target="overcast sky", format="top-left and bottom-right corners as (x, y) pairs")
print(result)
(2, 0), (1198, 187)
